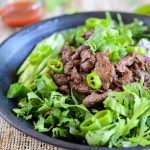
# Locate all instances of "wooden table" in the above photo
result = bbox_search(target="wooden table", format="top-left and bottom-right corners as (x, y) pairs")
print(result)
(0, 0), (149, 150)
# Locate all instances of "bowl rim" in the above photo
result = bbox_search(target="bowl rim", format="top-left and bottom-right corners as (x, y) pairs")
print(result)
(0, 11), (150, 150)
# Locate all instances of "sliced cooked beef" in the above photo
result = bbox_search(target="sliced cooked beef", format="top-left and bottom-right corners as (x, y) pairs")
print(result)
(114, 70), (133, 87)
(71, 45), (89, 60)
(51, 44), (150, 108)
(78, 82), (92, 94)
(125, 70), (133, 82)
(61, 46), (73, 63)
(114, 78), (122, 87)
(71, 67), (81, 85)
(134, 54), (145, 71)
(72, 81), (91, 94)
(114, 87), (122, 92)
(80, 49), (92, 63)
(133, 70), (150, 88)
(131, 68), (144, 81)
(94, 52), (115, 90)
(83, 92), (108, 107)
(81, 74), (86, 81)
(59, 85), (70, 94)
(145, 61), (150, 73)
(48, 70), (68, 86)
(80, 49), (95, 73)
(64, 61), (74, 75)
(122, 70), (133, 84)
(116, 52), (136, 73)
(80, 49), (95, 64)
(80, 61), (94, 73)
(71, 47), (95, 73)
(144, 72), (150, 88)
(82, 30), (94, 40)
(73, 60), (80, 67)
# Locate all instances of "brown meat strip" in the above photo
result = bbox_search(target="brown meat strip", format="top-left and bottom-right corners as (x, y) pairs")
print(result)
(80, 61), (94, 73)
(83, 92), (108, 107)
(144, 72), (150, 88)
(61, 46), (73, 64)
(48, 70), (68, 86)
(114, 70), (133, 87)
(135, 54), (145, 71)
(64, 61), (74, 75)
(94, 52), (115, 90)
(116, 52), (136, 73)
(71, 45), (89, 60)
(121, 70), (133, 84)
(145, 61), (150, 73)
(72, 81), (92, 94)
(71, 67), (81, 85)
(80, 49), (95, 73)
(59, 85), (70, 94)
(82, 30), (94, 40)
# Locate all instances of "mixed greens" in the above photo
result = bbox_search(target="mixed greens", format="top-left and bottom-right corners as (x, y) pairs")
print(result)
(7, 13), (150, 148)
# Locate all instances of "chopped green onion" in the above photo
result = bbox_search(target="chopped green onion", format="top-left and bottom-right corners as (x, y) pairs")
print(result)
(29, 53), (42, 65)
(109, 51), (120, 62)
(42, 72), (58, 91)
(85, 18), (101, 29)
(126, 46), (146, 56)
(119, 48), (127, 57)
(38, 45), (53, 58)
(75, 27), (87, 44)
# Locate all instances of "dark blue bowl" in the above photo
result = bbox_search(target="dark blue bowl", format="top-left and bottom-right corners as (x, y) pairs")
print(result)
(0, 12), (150, 150)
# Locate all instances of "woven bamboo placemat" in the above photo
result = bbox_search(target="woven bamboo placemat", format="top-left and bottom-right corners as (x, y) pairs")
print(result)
(0, 116), (63, 150)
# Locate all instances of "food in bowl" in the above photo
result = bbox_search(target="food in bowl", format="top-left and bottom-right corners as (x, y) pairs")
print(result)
(7, 13), (150, 148)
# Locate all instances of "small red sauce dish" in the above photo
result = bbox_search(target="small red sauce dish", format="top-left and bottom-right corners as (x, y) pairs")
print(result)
(0, 1), (43, 27)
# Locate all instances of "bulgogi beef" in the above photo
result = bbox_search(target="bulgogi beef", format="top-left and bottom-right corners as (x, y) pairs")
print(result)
(116, 52), (136, 73)
(80, 49), (95, 73)
(94, 52), (115, 90)
(83, 92), (108, 107)
(71, 67), (81, 85)
(146, 61), (150, 73)
(82, 29), (94, 40)
(48, 44), (150, 107)
(61, 46), (73, 63)
(48, 70), (70, 94)
(48, 70), (68, 86)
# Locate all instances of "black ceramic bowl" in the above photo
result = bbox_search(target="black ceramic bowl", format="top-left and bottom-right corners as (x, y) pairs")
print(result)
(0, 12), (150, 150)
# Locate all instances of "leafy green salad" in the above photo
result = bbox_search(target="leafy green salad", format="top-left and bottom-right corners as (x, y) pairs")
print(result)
(7, 13), (150, 148)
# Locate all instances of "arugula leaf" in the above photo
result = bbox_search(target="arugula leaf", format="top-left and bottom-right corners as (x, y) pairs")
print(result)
(52, 127), (68, 138)
(37, 98), (52, 114)
(129, 136), (150, 147)
(34, 115), (50, 132)
(13, 107), (27, 117)
(109, 119), (126, 147)
(102, 79), (150, 147)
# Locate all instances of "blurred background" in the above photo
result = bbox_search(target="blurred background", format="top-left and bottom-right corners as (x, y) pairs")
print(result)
(0, 0), (150, 43)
